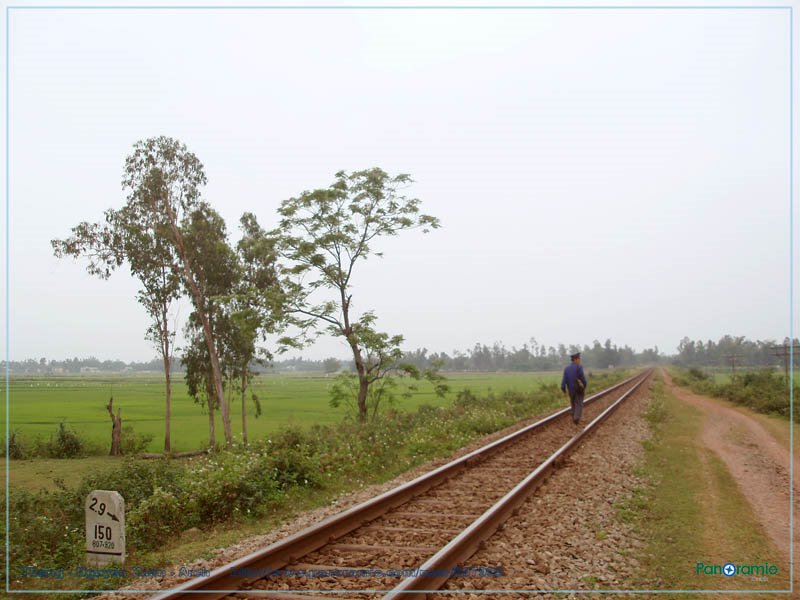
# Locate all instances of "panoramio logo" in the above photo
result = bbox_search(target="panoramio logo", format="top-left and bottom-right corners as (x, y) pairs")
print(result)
(696, 562), (778, 577)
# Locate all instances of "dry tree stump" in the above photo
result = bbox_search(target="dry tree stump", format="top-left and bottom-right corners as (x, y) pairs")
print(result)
(106, 396), (122, 456)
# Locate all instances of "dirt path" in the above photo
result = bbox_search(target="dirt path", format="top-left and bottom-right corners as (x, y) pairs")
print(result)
(662, 369), (797, 581)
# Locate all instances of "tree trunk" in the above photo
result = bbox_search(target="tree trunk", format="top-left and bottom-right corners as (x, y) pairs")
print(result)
(106, 398), (122, 456)
(241, 371), (248, 446)
(340, 290), (369, 423)
(164, 361), (172, 454)
(206, 378), (216, 450)
(161, 195), (232, 447)
(200, 313), (232, 446)
(347, 339), (368, 423)
(162, 305), (172, 455)
(356, 373), (368, 422)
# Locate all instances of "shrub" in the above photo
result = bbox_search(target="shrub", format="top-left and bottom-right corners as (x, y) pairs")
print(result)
(687, 367), (709, 380)
(675, 367), (796, 420)
(78, 458), (184, 508)
(49, 422), (84, 458)
(184, 452), (282, 524)
(267, 446), (322, 490)
(4, 487), (84, 573)
(121, 425), (155, 456)
(128, 487), (186, 550)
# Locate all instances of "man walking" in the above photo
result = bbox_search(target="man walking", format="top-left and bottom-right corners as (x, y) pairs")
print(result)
(561, 352), (588, 424)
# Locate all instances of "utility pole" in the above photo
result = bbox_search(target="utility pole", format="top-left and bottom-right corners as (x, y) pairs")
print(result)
(723, 354), (743, 374)
(770, 342), (800, 384)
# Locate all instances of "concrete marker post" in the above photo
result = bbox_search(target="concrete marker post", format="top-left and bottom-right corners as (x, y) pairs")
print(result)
(85, 490), (125, 567)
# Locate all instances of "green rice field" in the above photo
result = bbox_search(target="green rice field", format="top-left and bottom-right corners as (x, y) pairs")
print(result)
(4, 371), (566, 453)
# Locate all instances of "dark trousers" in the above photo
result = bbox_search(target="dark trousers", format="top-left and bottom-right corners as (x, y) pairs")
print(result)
(570, 389), (584, 423)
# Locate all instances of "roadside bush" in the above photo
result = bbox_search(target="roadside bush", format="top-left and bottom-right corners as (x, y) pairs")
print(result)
(4, 487), (84, 573)
(674, 367), (797, 420)
(725, 369), (789, 416)
(6, 422), (98, 459)
(688, 367), (709, 380)
(120, 425), (155, 455)
(267, 445), (322, 489)
(78, 458), (184, 508)
(49, 422), (84, 458)
(128, 487), (187, 550)
(454, 388), (478, 408)
(184, 452), (282, 524)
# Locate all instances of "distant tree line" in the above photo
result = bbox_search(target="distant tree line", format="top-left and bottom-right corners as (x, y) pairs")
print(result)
(8, 334), (796, 377)
(3, 356), (178, 374)
(673, 335), (799, 369)
(3, 338), (653, 375)
(400, 339), (662, 371)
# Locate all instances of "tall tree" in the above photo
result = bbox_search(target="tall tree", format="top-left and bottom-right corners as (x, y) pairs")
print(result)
(122, 136), (233, 447)
(235, 213), (285, 444)
(52, 194), (181, 453)
(274, 168), (440, 422)
(179, 202), (240, 446)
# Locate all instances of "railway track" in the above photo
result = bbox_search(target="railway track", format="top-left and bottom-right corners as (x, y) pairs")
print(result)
(152, 369), (653, 600)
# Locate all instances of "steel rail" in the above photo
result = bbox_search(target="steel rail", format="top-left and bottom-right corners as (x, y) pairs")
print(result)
(149, 370), (648, 600)
(383, 368), (654, 599)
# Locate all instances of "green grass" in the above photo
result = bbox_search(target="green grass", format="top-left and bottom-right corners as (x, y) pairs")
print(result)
(621, 375), (789, 595)
(4, 371), (564, 454)
(5, 456), (125, 492)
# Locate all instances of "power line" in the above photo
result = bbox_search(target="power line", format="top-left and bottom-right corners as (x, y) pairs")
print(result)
(723, 354), (743, 373)
(770, 343), (800, 383)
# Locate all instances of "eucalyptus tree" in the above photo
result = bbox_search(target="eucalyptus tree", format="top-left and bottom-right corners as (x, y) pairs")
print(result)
(179, 202), (240, 446)
(181, 209), (285, 446)
(182, 325), (218, 448)
(121, 136), (232, 447)
(273, 168), (441, 422)
(51, 191), (181, 453)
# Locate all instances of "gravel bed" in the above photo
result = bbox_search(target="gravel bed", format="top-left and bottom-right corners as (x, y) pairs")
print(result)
(438, 380), (652, 599)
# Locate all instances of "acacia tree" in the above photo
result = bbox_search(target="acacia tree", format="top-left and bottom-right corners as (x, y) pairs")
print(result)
(274, 168), (441, 422)
(122, 136), (234, 447)
(52, 195), (181, 453)
(329, 325), (449, 419)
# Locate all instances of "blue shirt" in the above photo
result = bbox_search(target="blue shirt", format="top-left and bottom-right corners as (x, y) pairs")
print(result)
(561, 363), (587, 396)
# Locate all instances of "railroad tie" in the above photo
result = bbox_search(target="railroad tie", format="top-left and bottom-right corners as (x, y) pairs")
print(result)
(328, 543), (441, 553)
(360, 525), (462, 535)
(251, 594), (361, 600)
(389, 511), (480, 519)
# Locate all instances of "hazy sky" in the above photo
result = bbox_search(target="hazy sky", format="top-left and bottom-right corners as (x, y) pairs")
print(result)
(2, 3), (796, 362)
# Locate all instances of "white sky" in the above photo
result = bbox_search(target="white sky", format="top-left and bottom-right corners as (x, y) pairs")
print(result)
(2, 2), (797, 362)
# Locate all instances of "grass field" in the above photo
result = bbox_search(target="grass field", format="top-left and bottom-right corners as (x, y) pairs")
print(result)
(4, 371), (566, 454)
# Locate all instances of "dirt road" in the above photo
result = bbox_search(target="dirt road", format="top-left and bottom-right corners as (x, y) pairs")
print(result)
(662, 369), (797, 585)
